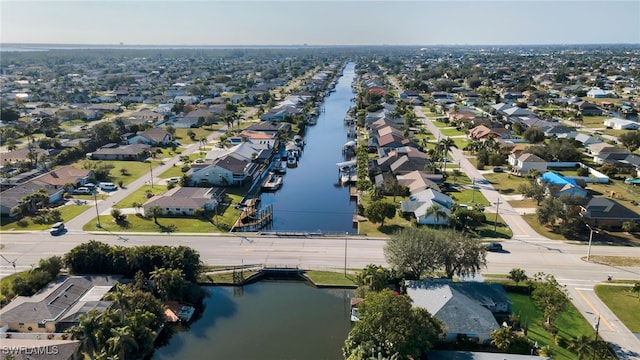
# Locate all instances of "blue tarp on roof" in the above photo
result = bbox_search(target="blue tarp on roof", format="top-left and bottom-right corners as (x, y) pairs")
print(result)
(540, 172), (578, 186)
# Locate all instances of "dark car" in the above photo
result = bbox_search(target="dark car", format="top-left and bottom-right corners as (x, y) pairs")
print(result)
(50, 222), (65, 235)
(492, 167), (504, 173)
(485, 242), (503, 252)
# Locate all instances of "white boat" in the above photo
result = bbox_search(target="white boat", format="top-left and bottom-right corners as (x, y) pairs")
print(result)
(287, 155), (298, 168)
(262, 173), (283, 191)
(275, 161), (287, 174)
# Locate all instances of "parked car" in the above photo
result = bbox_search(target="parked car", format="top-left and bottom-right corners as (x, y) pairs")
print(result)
(492, 167), (504, 173)
(84, 183), (96, 189)
(72, 187), (92, 194)
(99, 182), (117, 191)
(485, 242), (503, 252)
(167, 177), (180, 184)
(49, 222), (65, 235)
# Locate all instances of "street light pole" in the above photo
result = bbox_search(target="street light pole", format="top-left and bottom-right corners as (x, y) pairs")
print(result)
(148, 161), (154, 188)
(471, 177), (475, 204)
(587, 311), (600, 360)
(493, 198), (501, 234)
(93, 190), (101, 228)
(586, 224), (598, 261)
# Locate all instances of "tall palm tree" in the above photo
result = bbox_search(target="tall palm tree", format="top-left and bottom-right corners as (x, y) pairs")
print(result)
(425, 204), (448, 226)
(68, 311), (101, 360)
(103, 283), (131, 321)
(106, 326), (138, 360)
(567, 335), (593, 360)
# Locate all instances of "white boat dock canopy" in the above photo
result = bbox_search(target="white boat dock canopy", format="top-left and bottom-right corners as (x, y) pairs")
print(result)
(336, 160), (357, 168)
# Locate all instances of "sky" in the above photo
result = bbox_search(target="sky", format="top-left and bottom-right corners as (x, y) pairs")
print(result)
(1, 1), (639, 46)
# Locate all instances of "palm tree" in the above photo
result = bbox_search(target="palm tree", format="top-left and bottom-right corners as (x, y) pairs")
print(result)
(150, 267), (186, 301)
(425, 204), (448, 226)
(103, 283), (131, 321)
(567, 335), (593, 359)
(68, 311), (101, 360)
(106, 326), (138, 360)
(147, 205), (164, 225)
(490, 326), (515, 351)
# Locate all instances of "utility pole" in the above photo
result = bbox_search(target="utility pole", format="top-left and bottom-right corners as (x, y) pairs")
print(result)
(344, 232), (348, 277)
(493, 198), (501, 234)
(148, 161), (154, 188)
(94, 190), (101, 228)
(471, 177), (476, 204)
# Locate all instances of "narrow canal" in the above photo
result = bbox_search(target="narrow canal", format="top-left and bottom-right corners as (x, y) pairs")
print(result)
(153, 282), (354, 360)
(260, 62), (357, 233)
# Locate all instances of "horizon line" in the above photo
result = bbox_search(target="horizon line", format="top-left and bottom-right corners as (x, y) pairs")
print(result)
(2, 42), (639, 48)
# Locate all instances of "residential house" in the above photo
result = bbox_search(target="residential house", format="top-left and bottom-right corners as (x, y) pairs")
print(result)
(574, 133), (603, 147)
(389, 155), (433, 175)
(237, 129), (279, 149)
(190, 153), (259, 186)
(0, 275), (121, 333)
(509, 153), (547, 176)
(32, 165), (93, 188)
(400, 188), (454, 225)
(468, 125), (511, 140)
(245, 120), (291, 135)
(580, 197), (640, 228)
(575, 101), (603, 116)
(406, 280), (500, 342)
(396, 170), (441, 194)
(603, 117), (639, 130)
(587, 87), (616, 98)
(539, 172), (588, 198)
(0, 181), (64, 216)
(124, 128), (172, 146)
(143, 187), (225, 216)
(131, 109), (165, 123)
(88, 143), (151, 161)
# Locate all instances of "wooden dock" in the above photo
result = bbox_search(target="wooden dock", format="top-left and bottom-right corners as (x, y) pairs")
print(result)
(232, 204), (273, 232)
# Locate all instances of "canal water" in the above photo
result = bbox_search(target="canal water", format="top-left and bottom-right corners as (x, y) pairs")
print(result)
(153, 282), (354, 360)
(260, 62), (357, 233)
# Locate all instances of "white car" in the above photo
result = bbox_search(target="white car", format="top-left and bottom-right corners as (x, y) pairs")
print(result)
(72, 187), (92, 194)
(99, 182), (117, 191)
(167, 177), (180, 184)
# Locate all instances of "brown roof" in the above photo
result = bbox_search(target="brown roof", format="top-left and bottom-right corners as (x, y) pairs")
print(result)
(33, 166), (92, 186)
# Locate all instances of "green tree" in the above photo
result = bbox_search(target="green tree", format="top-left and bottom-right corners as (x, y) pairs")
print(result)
(67, 310), (101, 360)
(532, 273), (570, 325)
(523, 126), (546, 143)
(355, 264), (393, 298)
(507, 268), (528, 286)
(106, 326), (138, 360)
(622, 221), (640, 233)
(490, 326), (516, 351)
(632, 282), (640, 300)
(567, 335), (593, 360)
(343, 290), (442, 360)
(148, 205), (164, 225)
(424, 204), (449, 226)
(384, 227), (441, 279)
(618, 131), (640, 151)
(150, 267), (187, 301)
(536, 197), (565, 227)
(518, 182), (546, 205)
(364, 201), (396, 227)
(437, 230), (486, 279)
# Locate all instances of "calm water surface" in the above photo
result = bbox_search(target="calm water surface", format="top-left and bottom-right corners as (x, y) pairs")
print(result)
(153, 282), (353, 360)
(261, 62), (357, 233)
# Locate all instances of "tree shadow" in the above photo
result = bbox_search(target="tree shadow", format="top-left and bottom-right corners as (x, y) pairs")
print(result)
(377, 224), (403, 234)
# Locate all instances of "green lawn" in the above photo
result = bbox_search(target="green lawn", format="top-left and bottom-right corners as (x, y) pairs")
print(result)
(304, 270), (358, 286)
(358, 195), (413, 237)
(446, 187), (490, 207)
(113, 185), (167, 209)
(591, 286), (640, 355)
(452, 138), (468, 150)
(82, 214), (225, 233)
(521, 214), (567, 241)
(0, 204), (90, 231)
(476, 213), (513, 239)
(579, 115), (608, 128)
(170, 127), (217, 144)
(509, 291), (595, 360)
(75, 160), (162, 187)
(483, 173), (530, 195)
(432, 120), (451, 128)
(439, 128), (466, 137)
(0, 271), (27, 308)
(159, 165), (188, 179)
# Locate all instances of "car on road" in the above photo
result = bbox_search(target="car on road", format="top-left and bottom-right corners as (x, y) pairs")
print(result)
(485, 242), (503, 252)
(49, 222), (65, 235)
(167, 177), (180, 184)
